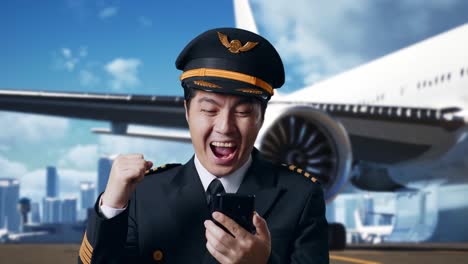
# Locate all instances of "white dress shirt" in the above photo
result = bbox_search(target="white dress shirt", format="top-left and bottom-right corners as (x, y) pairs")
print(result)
(195, 154), (251, 193)
(100, 155), (252, 219)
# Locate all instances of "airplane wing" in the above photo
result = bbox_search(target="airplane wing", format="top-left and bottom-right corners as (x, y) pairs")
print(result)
(1, 88), (465, 155)
(270, 100), (466, 165)
(0, 89), (189, 141)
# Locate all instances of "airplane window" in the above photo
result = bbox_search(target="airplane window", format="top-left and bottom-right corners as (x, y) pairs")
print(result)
(447, 73), (451, 80)
(434, 77), (438, 84)
(441, 75), (445, 82)
(428, 81), (432, 87)
(417, 82), (420, 89)
(422, 81), (426, 87)
(461, 68), (465, 76)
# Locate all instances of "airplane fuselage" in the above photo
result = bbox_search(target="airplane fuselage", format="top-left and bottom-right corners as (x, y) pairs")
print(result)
(285, 24), (468, 115)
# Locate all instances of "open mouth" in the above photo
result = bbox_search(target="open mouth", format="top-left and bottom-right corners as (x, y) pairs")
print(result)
(210, 141), (238, 160)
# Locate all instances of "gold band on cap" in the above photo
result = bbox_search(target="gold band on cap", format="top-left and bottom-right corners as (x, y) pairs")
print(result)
(180, 68), (273, 95)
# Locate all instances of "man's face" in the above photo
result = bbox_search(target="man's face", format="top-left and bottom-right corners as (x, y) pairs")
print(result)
(185, 90), (264, 176)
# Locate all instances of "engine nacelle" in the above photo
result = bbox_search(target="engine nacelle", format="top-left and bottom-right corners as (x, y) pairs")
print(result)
(256, 106), (352, 202)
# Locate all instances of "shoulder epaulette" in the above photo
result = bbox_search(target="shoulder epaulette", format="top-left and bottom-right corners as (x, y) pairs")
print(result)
(283, 164), (318, 183)
(145, 163), (181, 176)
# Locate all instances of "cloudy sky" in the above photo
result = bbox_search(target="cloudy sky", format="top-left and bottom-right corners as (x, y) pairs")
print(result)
(1, 0), (467, 204)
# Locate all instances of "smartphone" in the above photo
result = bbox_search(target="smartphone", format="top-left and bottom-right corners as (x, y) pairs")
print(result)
(210, 193), (256, 236)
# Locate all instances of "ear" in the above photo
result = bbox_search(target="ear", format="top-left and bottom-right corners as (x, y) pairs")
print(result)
(184, 100), (189, 123)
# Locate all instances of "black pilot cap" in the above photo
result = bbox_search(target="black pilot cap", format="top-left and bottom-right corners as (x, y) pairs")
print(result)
(176, 27), (285, 102)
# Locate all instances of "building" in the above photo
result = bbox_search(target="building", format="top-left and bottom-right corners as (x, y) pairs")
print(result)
(0, 179), (20, 232)
(42, 197), (61, 224)
(80, 182), (95, 209)
(97, 156), (114, 195)
(30, 202), (41, 224)
(46, 166), (58, 198)
(61, 198), (77, 223)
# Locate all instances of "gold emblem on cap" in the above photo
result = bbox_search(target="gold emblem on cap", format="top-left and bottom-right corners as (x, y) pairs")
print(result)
(193, 80), (221, 88)
(217, 32), (258, 54)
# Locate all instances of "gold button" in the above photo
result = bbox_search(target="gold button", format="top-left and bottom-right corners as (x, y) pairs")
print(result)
(153, 250), (163, 262)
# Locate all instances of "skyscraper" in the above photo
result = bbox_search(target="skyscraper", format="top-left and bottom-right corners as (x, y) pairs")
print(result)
(0, 178), (21, 232)
(30, 202), (41, 224)
(46, 166), (58, 198)
(43, 197), (61, 223)
(97, 156), (114, 196)
(61, 198), (77, 223)
(80, 182), (96, 210)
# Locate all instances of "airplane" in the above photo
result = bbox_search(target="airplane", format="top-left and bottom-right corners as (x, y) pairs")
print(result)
(0, 0), (467, 248)
(352, 209), (394, 244)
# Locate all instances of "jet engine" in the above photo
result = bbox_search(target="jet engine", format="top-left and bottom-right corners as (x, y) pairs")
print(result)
(257, 106), (353, 202)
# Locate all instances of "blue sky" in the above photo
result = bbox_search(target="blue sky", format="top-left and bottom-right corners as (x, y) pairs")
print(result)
(1, 0), (467, 204)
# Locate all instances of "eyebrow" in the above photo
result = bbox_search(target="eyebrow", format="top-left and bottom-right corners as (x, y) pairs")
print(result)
(197, 96), (257, 108)
(235, 98), (256, 107)
(198, 97), (222, 106)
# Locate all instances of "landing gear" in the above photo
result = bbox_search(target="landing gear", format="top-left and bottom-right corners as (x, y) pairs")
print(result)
(328, 223), (346, 250)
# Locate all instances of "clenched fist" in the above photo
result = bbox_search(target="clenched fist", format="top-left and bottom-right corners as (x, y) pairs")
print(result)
(101, 154), (153, 208)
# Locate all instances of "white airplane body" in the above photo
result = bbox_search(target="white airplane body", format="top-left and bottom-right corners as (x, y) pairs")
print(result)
(286, 24), (468, 111)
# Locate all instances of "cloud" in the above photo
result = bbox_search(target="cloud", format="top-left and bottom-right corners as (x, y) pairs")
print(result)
(62, 48), (72, 59)
(0, 112), (69, 144)
(253, 0), (369, 86)
(58, 144), (99, 170)
(99, 6), (118, 19)
(79, 69), (100, 87)
(0, 155), (28, 179)
(105, 58), (142, 90)
(54, 47), (87, 72)
(138, 16), (153, 27)
(253, 0), (466, 88)
(61, 48), (79, 71)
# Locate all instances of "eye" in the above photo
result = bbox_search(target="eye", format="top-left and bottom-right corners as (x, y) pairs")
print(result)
(201, 109), (217, 115)
(235, 110), (252, 117)
(235, 105), (253, 116)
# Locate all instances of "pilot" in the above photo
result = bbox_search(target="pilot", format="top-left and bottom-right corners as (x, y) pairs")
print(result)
(78, 28), (329, 264)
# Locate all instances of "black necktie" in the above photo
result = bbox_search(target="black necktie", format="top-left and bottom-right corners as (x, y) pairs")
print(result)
(206, 179), (225, 207)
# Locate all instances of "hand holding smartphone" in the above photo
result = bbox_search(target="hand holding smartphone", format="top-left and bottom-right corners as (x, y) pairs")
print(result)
(209, 193), (256, 236)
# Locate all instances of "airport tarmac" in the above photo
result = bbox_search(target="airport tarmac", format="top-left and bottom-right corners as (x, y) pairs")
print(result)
(0, 243), (466, 263)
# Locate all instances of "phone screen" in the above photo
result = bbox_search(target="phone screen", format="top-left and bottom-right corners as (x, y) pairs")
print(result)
(210, 194), (256, 235)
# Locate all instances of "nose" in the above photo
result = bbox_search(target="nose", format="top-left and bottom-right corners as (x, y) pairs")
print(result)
(214, 110), (236, 135)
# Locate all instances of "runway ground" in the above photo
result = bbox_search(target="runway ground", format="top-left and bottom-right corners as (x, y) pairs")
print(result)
(0, 243), (466, 263)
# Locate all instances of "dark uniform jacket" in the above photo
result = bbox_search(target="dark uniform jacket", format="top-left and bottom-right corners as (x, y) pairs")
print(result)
(78, 150), (329, 263)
